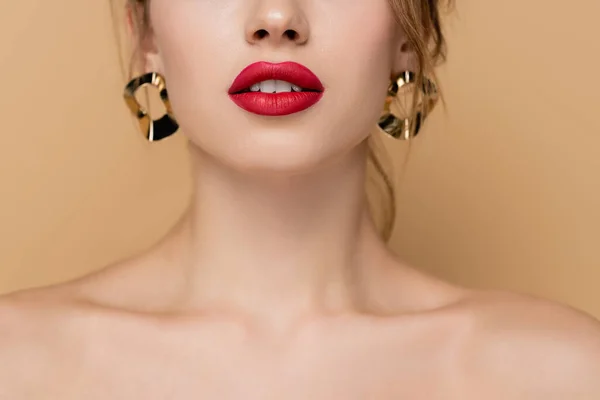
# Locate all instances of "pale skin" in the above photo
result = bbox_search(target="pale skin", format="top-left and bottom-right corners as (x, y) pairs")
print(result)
(1, 0), (600, 398)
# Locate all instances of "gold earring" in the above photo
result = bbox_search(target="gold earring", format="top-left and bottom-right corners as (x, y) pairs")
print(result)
(123, 72), (179, 141)
(378, 71), (439, 140)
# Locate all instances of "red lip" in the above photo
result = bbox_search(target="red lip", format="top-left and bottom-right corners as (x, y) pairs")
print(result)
(228, 61), (324, 116)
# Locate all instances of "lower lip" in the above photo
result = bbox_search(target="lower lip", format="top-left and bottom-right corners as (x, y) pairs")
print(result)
(229, 91), (323, 116)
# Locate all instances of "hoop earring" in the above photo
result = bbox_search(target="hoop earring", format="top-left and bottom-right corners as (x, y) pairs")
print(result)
(123, 72), (179, 141)
(378, 71), (439, 140)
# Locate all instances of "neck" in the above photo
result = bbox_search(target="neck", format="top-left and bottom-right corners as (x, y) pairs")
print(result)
(160, 139), (393, 322)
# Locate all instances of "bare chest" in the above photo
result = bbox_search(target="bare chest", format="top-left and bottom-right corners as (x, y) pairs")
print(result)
(8, 316), (462, 399)
(27, 338), (455, 399)
(54, 353), (452, 400)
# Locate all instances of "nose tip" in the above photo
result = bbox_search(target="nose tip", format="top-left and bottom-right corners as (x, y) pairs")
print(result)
(245, 6), (310, 46)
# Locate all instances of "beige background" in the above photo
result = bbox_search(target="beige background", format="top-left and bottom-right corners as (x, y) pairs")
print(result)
(1, 1), (598, 317)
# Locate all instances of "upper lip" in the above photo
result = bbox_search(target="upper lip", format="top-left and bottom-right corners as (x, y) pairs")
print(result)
(228, 61), (324, 94)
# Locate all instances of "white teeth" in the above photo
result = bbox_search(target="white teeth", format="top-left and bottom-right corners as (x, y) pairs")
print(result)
(251, 80), (303, 93)
(260, 80), (277, 93)
(275, 80), (293, 93)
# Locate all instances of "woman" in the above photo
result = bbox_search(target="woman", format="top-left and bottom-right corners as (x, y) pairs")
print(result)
(1, 0), (599, 398)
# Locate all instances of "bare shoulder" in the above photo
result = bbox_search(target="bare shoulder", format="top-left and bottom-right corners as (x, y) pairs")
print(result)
(0, 283), (85, 330)
(0, 285), (94, 396)
(459, 289), (600, 399)
(0, 282), (113, 352)
(0, 285), (73, 346)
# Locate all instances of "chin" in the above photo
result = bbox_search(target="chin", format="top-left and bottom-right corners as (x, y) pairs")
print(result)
(227, 143), (340, 177)
(181, 100), (371, 176)
(188, 129), (349, 177)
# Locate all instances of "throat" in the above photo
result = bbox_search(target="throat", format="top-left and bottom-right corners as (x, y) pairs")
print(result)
(161, 139), (383, 320)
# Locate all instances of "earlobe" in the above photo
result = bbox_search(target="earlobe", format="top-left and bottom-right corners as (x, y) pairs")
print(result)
(144, 53), (164, 75)
(392, 37), (419, 75)
(133, 32), (162, 74)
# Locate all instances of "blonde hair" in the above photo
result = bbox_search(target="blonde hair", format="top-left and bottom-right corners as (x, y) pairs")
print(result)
(111, 0), (453, 241)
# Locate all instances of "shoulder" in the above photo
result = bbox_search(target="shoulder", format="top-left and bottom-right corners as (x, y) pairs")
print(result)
(0, 286), (71, 347)
(0, 286), (99, 396)
(458, 290), (600, 399)
(0, 284), (87, 330)
(0, 283), (119, 352)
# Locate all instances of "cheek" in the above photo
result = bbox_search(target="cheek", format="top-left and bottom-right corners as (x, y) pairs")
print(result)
(148, 1), (245, 141)
(149, 2), (235, 80)
(314, 2), (397, 135)
(317, 1), (397, 61)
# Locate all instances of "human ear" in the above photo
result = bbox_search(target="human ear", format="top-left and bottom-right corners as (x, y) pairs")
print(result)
(125, 2), (162, 74)
(391, 32), (419, 75)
